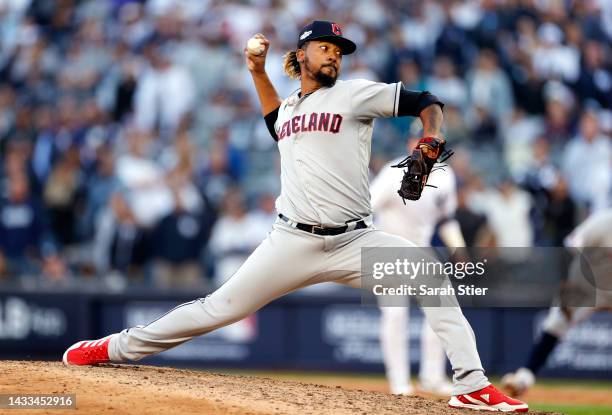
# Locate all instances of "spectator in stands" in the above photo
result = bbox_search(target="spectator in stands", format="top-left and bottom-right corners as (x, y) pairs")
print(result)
(522, 138), (575, 246)
(0, 86), (16, 147)
(209, 187), (262, 287)
(397, 59), (425, 91)
(133, 42), (195, 138)
(532, 23), (580, 83)
(542, 177), (576, 246)
(562, 110), (611, 213)
(455, 182), (494, 249)
(152, 132), (215, 288)
(442, 105), (471, 145)
(398, 1), (444, 59)
(435, 0), (475, 73)
(93, 192), (150, 283)
(389, 59), (426, 135)
(54, 96), (81, 154)
(503, 110), (545, 178)
(81, 143), (119, 240)
(116, 2), (153, 50)
(468, 49), (514, 122)
(110, 190), (151, 281)
(471, 105), (499, 144)
(573, 40), (611, 108)
(469, 177), (534, 249)
(110, 56), (140, 123)
(30, 105), (58, 186)
(426, 55), (468, 111)
(115, 127), (171, 228)
(151, 187), (211, 289)
(1, 139), (30, 186)
(7, 106), (36, 145)
(43, 146), (83, 246)
(201, 129), (238, 208)
(541, 88), (575, 149)
(0, 171), (64, 279)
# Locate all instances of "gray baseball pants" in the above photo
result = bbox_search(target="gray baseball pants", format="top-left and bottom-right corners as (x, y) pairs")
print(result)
(108, 218), (489, 395)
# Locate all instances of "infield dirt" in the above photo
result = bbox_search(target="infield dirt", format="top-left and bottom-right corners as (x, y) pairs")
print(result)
(1, 361), (557, 415)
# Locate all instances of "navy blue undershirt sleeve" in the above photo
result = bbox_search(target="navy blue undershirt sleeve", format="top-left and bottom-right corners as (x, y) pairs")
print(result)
(397, 88), (444, 117)
(264, 106), (280, 141)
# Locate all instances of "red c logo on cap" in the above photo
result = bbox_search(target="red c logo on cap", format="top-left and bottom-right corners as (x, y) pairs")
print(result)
(331, 23), (342, 35)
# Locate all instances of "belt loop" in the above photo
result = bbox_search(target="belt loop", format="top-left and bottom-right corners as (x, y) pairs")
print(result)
(345, 221), (357, 232)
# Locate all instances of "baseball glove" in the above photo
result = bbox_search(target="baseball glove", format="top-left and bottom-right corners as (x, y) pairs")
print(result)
(391, 136), (453, 203)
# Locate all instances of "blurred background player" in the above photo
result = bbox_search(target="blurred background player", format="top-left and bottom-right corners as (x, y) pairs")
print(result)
(371, 132), (465, 396)
(502, 208), (612, 397)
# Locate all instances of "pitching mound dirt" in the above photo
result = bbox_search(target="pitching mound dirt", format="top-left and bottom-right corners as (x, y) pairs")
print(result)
(1, 361), (555, 415)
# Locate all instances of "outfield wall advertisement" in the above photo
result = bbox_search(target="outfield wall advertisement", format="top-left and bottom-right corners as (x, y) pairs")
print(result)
(0, 291), (611, 379)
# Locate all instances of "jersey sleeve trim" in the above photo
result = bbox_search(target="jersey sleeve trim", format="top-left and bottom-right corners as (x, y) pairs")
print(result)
(264, 106), (280, 141)
(393, 82), (402, 117)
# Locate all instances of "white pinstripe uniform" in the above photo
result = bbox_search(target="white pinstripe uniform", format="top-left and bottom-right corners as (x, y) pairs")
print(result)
(371, 160), (458, 394)
(542, 208), (612, 337)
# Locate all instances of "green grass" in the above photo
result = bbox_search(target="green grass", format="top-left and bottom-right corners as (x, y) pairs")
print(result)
(485, 376), (612, 390)
(534, 378), (612, 391)
(219, 370), (612, 389)
(530, 403), (612, 415)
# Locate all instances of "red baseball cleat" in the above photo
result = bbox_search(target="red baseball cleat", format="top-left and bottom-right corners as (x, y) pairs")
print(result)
(448, 384), (529, 412)
(62, 335), (112, 366)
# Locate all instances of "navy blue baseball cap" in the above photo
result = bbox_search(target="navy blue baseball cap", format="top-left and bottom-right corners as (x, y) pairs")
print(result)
(297, 21), (356, 55)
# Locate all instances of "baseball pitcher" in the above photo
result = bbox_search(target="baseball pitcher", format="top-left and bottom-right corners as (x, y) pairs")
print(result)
(63, 20), (527, 412)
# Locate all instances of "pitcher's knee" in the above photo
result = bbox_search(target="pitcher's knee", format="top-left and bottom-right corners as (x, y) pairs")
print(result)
(200, 294), (257, 327)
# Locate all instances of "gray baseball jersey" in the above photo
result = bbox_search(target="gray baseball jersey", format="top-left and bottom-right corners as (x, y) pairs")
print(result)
(274, 79), (401, 226)
(104, 79), (490, 395)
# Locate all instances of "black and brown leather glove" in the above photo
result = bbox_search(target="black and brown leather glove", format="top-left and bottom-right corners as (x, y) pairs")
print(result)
(391, 137), (453, 203)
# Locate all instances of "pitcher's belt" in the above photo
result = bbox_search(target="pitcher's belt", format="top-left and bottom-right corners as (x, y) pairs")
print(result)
(278, 213), (368, 236)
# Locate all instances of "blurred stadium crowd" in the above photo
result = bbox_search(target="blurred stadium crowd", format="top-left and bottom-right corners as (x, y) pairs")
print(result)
(0, 0), (610, 289)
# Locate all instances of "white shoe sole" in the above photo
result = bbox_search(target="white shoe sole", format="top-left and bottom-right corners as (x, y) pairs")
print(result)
(449, 397), (528, 412)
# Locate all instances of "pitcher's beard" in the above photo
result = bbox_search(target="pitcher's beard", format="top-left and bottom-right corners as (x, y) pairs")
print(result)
(315, 69), (337, 87)
(305, 58), (337, 87)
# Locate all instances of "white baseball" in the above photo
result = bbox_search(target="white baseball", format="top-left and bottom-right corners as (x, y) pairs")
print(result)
(247, 37), (265, 56)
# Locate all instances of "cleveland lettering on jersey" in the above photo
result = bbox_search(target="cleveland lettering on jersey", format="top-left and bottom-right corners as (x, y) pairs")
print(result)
(278, 112), (343, 140)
